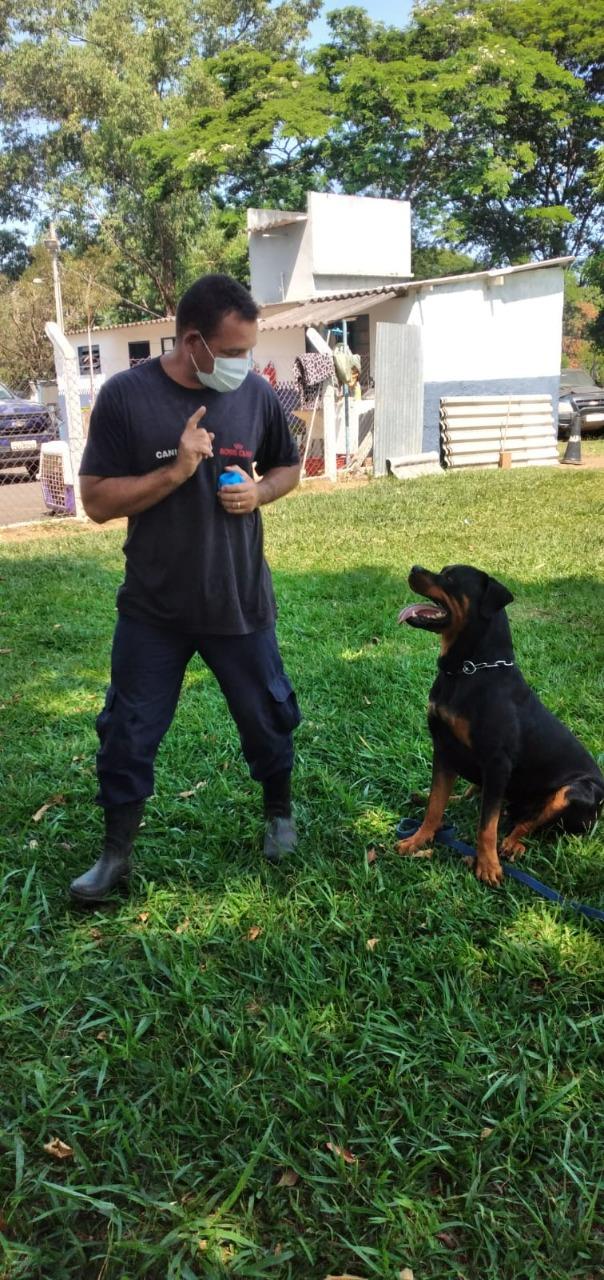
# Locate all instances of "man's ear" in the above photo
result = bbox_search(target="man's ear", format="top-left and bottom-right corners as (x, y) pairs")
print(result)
(480, 575), (514, 618)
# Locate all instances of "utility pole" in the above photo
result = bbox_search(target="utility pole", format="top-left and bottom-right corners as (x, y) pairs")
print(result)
(43, 223), (65, 332)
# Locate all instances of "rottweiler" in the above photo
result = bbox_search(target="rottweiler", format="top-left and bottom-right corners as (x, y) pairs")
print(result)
(397, 564), (604, 885)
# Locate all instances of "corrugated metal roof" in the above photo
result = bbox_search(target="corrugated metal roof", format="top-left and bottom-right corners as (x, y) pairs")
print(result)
(66, 256), (573, 337)
(259, 257), (573, 331)
(306, 283), (410, 301)
(259, 289), (401, 332)
(68, 314), (174, 337)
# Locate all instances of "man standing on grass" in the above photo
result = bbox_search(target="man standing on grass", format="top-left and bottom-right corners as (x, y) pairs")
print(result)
(69, 274), (301, 904)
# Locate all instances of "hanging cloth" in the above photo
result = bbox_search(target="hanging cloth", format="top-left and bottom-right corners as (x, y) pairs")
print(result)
(333, 343), (361, 386)
(293, 353), (335, 407)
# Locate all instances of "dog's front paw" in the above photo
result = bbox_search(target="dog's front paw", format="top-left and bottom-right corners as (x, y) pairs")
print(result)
(500, 835), (525, 861)
(475, 855), (503, 886)
(396, 834), (433, 858)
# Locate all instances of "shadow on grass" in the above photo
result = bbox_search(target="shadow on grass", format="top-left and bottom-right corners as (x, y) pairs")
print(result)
(2, 548), (603, 906)
(1, 550), (604, 1278)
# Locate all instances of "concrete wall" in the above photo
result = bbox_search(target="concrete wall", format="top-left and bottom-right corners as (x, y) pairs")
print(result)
(308, 192), (411, 282)
(67, 319), (305, 394)
(66, 321), (177, 401)
(253, 329), (305, 382)
(67, 317), (177, 401)
(368, 267), (564, 452)
(249, 221), (311, 305)
(249, 191), (412, 305)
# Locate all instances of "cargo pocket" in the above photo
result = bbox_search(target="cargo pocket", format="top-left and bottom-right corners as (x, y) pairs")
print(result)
(95, 685), (117, 741)
(268, 672), (302, 732)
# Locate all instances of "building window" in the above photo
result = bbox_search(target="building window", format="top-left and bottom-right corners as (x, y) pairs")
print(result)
(78, 345), (101, 375)
(161, 336), (176, 353)
(128, 340), (151, 366)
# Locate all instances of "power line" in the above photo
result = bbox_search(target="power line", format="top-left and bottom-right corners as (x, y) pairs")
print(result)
(60, 262), (168, 320)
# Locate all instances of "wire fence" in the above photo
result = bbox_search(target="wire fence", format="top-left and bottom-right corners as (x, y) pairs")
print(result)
(0, 402), (64, 526)
(0, 350), (375, 527)
(269, 352), (374, 479)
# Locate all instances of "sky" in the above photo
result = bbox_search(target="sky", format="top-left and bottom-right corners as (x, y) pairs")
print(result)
(308, 0), (414, 45)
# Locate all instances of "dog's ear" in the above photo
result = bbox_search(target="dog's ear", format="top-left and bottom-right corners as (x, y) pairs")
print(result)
(480, 575), (514, 618)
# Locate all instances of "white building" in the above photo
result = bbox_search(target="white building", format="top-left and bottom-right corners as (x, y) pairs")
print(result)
(248, 190), (411, 303)
(64, 191), (569, 456)
(63, 317), (176, 406)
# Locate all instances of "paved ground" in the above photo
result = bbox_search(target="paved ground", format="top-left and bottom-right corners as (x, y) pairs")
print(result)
(0, 469), (51, 526)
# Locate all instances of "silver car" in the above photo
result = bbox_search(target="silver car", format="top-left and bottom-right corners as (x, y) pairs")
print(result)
(558, 369), (604, 437)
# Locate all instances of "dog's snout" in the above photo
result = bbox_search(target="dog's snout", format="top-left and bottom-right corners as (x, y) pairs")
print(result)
(410, 564), (425, 576)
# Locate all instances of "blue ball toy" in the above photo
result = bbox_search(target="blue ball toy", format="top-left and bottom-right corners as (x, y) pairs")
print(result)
(218, 471), (242, 488)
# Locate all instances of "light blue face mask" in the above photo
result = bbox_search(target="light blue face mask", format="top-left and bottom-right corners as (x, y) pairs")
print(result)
(191, 333), (250, 394)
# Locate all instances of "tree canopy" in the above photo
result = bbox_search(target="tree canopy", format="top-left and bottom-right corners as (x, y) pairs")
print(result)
(1, 0), (603, 388)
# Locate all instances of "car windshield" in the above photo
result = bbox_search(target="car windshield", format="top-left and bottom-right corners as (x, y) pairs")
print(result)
(560, 370), (595, 390)
(0, 382), (15, 400)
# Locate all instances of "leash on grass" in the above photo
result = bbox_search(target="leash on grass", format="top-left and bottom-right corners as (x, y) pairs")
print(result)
(396, 817), (604, 923)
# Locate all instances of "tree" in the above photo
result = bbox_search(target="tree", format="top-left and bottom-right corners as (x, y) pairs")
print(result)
(139, 48), (333, 210)
(561, 267), (604, 383)
(0, 0), (320, 311)
(0, 244), (120, 391)
(314, 0), (604, 262)
(141, 1), (603, 268)
(412, 246), (480, 278)
(407, 0), (604, 260)
(2, 0), (602, 314)
(0, 229), (30, 280)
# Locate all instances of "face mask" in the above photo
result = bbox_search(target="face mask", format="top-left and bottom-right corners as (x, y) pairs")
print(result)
(191, 334), (250, 394)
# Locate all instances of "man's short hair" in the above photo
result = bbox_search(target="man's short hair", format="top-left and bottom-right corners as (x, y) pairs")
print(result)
(176, 274), (259, 338)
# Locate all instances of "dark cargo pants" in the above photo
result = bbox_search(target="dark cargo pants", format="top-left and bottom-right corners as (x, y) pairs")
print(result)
(95, 615), (301, 807)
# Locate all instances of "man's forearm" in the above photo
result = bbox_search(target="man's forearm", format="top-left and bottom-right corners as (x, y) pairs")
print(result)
(80, 463), (187, 523)
(256, 465), (301, 507)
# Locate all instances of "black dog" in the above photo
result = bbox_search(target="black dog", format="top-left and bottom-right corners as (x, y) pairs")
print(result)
(397, 564), (604, 885)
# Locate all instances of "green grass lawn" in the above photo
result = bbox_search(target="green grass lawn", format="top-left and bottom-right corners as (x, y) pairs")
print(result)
(1, 469), (603, 1280)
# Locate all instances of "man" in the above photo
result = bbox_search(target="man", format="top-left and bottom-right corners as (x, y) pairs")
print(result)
(70, 274), (301, 904)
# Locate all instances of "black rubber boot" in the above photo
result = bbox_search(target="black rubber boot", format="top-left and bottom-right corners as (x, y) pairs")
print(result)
(263, 814), (297, 864)
(69, 801), (145, 903)
(262, 771), (296, 864)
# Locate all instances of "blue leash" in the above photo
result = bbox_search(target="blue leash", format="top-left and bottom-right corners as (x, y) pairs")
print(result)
(396, 816), (604, 923)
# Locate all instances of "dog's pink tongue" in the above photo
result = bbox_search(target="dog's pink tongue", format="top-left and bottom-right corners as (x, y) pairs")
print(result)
(398, 602), (442, 624)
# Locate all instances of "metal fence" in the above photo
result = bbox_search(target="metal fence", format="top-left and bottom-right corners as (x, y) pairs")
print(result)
(0, 402), (65, 527)
(271, 352), (374, 480)
(272, 380), (329, 477)
(0, 325), (87, 527)
(0, 348), (376, 528)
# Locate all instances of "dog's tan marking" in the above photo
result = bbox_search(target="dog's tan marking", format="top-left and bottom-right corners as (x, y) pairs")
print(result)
(501, 785), (573, 859)
(437, 591), (470, 656)
(396, 768), (457, 856)
(430, 702), (472, 749)
(476, 812), (503, 885)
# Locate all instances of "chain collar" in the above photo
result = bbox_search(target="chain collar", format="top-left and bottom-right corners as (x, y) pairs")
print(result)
(444, 658), (515, 677)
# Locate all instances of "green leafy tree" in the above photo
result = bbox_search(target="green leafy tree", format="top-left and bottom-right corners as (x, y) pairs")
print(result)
(0, 243), (119, 390)
(414, 0), (604, 259)
(561, 267), (604, 383)
(316, 0), (604, 261)
(412, 246), (480, 279)
(140, 48), (333, 210)
(0, 0), (320, 311)
(143, 1), (603, 267)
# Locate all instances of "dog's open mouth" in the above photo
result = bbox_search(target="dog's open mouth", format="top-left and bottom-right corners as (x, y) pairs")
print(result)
(398, 601), (450, 629)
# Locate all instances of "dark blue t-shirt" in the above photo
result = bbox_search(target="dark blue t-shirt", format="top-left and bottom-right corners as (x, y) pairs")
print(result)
(80, 358), (299, 634)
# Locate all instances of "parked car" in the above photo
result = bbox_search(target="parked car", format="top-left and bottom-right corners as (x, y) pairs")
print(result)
(558, 369), (604, 437)
(0, 382), (59, 480)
